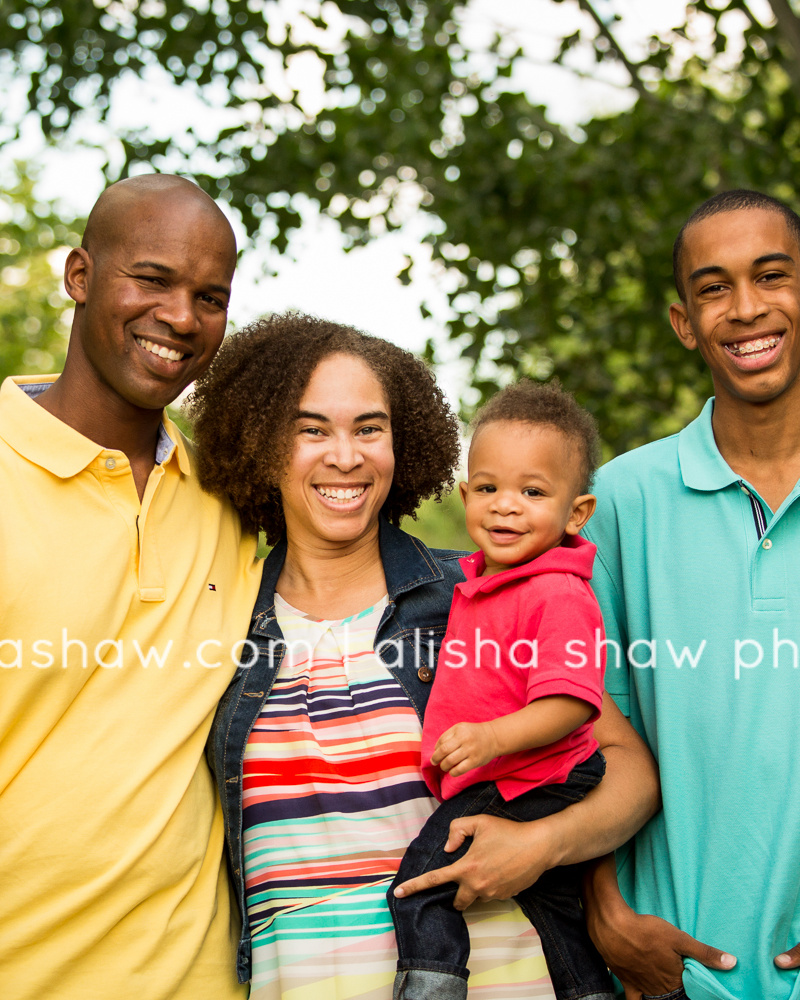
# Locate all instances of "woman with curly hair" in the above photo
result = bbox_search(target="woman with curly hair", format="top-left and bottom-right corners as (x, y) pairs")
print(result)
(189, 313), (656, 1000)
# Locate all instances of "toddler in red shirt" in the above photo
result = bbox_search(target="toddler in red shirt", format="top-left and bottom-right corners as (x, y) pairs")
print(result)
(389, 379), (613, 1000)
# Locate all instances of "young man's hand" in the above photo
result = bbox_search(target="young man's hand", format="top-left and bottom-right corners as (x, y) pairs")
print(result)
(589, 906), (735, 998)
(431, 721), (500, 776)
(584, 856), (736, 999)
(775, 942), (800, 969)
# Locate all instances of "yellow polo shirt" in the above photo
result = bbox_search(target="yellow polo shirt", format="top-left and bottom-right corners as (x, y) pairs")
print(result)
(0, 375), (262, 1000)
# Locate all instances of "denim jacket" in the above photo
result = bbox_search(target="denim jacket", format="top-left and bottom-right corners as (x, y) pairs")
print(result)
(208, 518), (466, 983)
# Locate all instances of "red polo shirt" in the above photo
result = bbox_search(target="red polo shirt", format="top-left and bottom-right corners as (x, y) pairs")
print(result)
(422, 535), (605, 801)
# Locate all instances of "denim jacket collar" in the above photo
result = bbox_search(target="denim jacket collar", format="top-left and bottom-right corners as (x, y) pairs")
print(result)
(251, 517), (448, 635)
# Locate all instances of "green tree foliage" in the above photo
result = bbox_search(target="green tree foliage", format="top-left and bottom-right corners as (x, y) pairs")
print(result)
(2, 1), (799, 451)
(0, 165), (80, 383)
(404, 488), (472, 551)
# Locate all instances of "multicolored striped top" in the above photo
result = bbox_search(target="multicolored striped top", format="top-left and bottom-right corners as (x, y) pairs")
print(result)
(243, 593), (556, 1000)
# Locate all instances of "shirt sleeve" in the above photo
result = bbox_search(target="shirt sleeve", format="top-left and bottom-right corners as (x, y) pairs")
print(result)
(521, 578), (605, 719)
(583, 497), (632, 717)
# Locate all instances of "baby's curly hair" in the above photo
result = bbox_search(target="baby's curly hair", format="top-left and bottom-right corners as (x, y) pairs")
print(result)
(471, 378), (600, 494)
(187, 312), (461, 543)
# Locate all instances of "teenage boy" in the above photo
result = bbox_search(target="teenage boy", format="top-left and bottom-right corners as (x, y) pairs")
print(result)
(583, 190), (800, 1000)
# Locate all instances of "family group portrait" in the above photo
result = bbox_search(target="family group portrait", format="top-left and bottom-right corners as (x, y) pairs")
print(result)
(2, 1), (800, 999)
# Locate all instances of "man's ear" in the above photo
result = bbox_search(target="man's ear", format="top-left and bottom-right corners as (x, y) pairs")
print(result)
(64, 248), (90, 305)
(459, 480), (468, 508)
(669, 301), (697, 350)
(564, 494), (597, 535)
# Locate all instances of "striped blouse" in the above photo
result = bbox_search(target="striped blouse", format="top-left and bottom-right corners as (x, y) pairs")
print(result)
(243, 593), (556, 999)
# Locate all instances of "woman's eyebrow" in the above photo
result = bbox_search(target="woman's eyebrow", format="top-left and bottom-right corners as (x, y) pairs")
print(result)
(355, 410), (390, 422)
(295, 410), (390, 422)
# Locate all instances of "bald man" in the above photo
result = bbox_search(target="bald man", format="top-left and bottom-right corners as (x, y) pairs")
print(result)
(0, 176), (261, 999)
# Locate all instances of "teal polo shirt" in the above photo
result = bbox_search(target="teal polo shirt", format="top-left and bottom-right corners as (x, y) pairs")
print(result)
(584, 399), (800, 1000)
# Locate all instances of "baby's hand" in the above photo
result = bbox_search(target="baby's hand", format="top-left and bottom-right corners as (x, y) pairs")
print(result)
(431, 721), (499, 777)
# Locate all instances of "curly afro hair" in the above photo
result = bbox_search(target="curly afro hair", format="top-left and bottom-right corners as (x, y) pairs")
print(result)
(471, 378), (600, 495)
(187, 312), (462, 544)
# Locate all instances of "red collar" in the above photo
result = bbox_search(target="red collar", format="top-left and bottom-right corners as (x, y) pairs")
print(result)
(456, 534), (596, 598)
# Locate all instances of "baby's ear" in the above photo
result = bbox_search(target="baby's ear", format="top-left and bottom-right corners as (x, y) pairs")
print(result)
(459, 481), (468, 508)
(565, 494), (596, 535)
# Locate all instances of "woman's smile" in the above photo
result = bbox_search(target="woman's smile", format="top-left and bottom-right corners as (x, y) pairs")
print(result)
(280, 352), (395, 547)
(313, 483), (369, 506)
(315, 485), (366, 499)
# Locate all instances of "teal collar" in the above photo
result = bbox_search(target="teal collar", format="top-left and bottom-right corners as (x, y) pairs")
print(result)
(678, 398), (740, 493)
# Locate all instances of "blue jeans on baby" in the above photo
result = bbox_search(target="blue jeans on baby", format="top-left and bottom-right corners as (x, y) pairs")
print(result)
(388, 750), (613, 1000)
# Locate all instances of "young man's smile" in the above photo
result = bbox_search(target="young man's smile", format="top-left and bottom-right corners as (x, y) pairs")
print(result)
(670, 207), (800, 405)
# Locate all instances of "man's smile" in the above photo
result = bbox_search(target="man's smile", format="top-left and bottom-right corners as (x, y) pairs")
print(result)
(134, 336), (189, 363)
(721, 331), (785, 370)
(723, 333), (782, 358)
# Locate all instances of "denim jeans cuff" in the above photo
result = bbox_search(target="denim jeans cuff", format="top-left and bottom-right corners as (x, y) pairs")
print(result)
(393, 967), (469, 1000)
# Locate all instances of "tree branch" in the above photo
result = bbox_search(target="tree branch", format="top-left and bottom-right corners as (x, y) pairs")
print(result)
(514, 53), (643, 90)
(575, 0), (649, 100)
(764, 0), (800, 101)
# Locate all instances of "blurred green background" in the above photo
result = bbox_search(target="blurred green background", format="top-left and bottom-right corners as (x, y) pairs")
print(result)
(3, 0), (800, 550)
